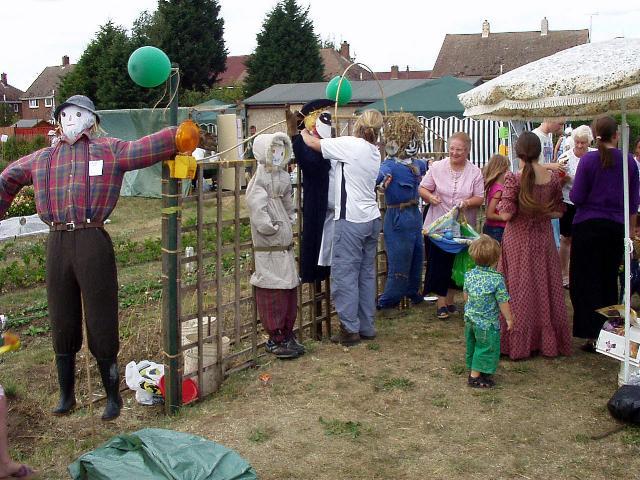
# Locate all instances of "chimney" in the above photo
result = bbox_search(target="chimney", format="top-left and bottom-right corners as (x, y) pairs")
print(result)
(339, 41), (350, 60)
(391, 65), (399, 80)
(1, 73), (6, 86)
(482, 19), (490, 38)
(541, 17), (549, 36)
(62, 55), (70, 66)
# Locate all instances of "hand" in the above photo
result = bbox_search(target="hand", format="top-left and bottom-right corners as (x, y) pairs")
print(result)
(458, 200), (469, 210)
(429, 194), (442, 206)
(546, 162), (567, 173)
(506, 316), (514, 331)
(382, 174), (393, 190)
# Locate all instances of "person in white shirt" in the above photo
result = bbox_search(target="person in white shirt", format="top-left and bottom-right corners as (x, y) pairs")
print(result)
(557, 125), (594, 288)
(301, 110), (383, 346)
(532, 120), (565, 248)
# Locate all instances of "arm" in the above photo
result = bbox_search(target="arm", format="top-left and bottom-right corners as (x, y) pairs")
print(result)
(418, 169), (441, 205)
(300, 129), (321, 152)
(114, 127), (178, 172)
(461, 168), (485, 209)
(485, 191), (503, 221)
(281, 173), (296, 224)
(497, 172), (518, 222)
(499, 302), (513, 331)
(0, 151), (37, 219)
(377, 160), (392, 185)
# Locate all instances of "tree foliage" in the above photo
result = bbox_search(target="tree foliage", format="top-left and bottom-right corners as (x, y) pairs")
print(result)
(0, 104), (18, 127)
(154, 0), (227, 91)
(244, 0), (324, 97)
(57, 21), (161, 109)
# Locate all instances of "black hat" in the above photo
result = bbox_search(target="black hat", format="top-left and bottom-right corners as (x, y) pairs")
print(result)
(300, 99), (335, 116)
(54, 95), (100, 123)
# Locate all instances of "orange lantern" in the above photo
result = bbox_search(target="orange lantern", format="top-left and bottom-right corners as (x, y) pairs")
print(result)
(175, 118), (200, 154)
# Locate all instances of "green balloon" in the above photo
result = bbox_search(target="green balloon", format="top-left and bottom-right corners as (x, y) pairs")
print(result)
(326, 76), (352, 106)
(128, 46), (171, 88)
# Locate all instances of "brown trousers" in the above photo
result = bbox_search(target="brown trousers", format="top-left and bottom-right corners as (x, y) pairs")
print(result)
(254, 287), (297, 342)
(46, 228), (119, 358)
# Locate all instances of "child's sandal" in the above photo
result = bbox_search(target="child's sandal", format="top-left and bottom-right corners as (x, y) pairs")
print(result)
(468, 375), (493, 388)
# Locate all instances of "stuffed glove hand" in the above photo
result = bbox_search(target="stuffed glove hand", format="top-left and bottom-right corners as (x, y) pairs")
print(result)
(285, 105), (303, 138)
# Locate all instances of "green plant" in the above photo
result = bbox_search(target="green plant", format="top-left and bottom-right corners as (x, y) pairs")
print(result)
(449, 363), (467, 375)
(373, 374), (414, 392)
(248, 427), (271, 443)
(622, 426), (640, 445)
(319, 417), (364, 439)
(366, 342), (380, 351)
(431, 394), (449, 408)
(24, 325), (50, 336)
(5, 186), (36, 218)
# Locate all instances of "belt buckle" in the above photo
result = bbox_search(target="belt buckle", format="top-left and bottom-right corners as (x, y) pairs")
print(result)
(65, 222), (75, 231)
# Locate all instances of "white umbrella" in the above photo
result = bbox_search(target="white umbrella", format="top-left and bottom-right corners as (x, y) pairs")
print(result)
(459, 37), (640, 381)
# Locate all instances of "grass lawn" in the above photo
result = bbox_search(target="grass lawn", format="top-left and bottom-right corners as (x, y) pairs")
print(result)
(1, 196), (639, 479)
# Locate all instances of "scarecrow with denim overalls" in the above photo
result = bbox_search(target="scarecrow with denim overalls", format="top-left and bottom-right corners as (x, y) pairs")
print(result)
(376, 113), (427, 313)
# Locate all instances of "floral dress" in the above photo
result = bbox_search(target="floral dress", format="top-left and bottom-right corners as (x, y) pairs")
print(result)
(497, 171), (572, 359)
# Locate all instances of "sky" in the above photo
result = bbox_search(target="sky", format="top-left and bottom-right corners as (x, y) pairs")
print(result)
(2, 0), (640, 92)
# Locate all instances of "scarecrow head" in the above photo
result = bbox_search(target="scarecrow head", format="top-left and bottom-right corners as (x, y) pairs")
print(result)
(383, 112), (424, 160)
(252, 133), (292, 173)
(54, 95), (100, 143)
(300, 99), (335, 139)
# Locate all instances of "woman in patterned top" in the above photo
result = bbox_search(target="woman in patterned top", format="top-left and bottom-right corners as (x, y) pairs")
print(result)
(463, 234), (513, 388)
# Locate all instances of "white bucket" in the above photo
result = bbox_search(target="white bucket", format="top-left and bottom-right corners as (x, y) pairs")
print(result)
(181, 316), (217, 346)
(183, 335), (230, 375)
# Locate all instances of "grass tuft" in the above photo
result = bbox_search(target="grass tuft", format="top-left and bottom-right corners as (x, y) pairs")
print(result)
(319, 417), (364, 439)
(373, 374), (414, 392)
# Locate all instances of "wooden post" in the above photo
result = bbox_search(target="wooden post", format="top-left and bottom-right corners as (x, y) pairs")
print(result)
(162, 65), (182, 414)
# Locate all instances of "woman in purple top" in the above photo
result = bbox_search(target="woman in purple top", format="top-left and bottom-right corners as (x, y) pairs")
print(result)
(569, 116), (640, 351)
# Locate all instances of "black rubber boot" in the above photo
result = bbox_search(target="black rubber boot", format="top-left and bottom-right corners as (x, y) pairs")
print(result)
(52, 354), (77, 415)
(96, 358), (123, 421)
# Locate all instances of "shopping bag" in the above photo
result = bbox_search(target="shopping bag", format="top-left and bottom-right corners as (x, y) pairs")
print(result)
(608, 384), (640, 424)
(451, 248), (476, 288)
(425, 206), (480, 254)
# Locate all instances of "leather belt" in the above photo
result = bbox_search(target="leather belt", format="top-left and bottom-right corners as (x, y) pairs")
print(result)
(50, 221), (105, 232)
(254, 243), (294, 252)
(386, 199), (418, 210)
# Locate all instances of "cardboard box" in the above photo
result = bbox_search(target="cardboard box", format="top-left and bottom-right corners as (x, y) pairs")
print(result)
(596, 325), (640, 365)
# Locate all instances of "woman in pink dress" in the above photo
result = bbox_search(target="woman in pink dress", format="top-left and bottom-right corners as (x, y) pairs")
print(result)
(497, 132), (572, 360)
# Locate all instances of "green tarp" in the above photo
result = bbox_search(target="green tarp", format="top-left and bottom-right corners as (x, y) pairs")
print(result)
(362, 76), (474, 118)
(68, 428), (258, 480)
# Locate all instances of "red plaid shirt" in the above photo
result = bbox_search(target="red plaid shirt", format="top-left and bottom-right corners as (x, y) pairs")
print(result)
(0, 127), (177, 223)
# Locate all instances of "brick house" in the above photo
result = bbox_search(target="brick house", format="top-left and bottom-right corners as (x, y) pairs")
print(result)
(20, 55), (75, 121)
(431, 18), (589, 80)
(374, 65), (432, 81)
(0, 73), (24, 121)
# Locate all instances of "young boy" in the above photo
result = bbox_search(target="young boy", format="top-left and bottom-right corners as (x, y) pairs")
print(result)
(463, 235), (514, 388)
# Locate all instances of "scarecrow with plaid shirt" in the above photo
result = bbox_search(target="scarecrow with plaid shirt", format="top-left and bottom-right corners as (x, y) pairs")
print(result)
(0, 95), (177, 421)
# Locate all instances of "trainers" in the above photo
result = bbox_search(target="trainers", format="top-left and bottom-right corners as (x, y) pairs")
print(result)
(265, 338), (277, 353)
(285, 336), (306, 355)
(270, 341), (300, 359)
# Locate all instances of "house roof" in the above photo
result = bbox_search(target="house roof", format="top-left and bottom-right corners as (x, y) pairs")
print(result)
(243, 79), (430, 106)
(14, 119), (52, 128)
(431, 29), (589, 78)
(320, 48), (373, 81)
(22, 63), (76, 99)
(216, 55), (249, 87)
(361, 76), (475, 118)
(374, 69), (432, 81)
(0, 80), (24, 103)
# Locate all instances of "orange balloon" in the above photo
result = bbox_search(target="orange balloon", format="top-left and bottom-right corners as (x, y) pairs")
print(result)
(176, 119), (200, 154)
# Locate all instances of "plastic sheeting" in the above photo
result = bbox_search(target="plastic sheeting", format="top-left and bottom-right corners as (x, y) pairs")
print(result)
(0, 214), (49, 242)
(68, 428), (258, 480)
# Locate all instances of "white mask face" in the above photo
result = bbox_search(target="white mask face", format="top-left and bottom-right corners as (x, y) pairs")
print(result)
(59, 105), (95, 141)
(271, 144), (285, 166)
(315, 112), (332, 139)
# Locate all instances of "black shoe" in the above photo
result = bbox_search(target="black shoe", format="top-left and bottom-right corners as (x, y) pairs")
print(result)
(285, 336), (306, 355)
(52, 354), (77, 415)
(359, 332), (377, 340)
(97, 358), (123, 421)
(265, 338), (277, 353)
(270, 342), (300, 359)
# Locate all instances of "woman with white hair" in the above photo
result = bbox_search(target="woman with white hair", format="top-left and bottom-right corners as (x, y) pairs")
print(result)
(557, 125), (594, 288)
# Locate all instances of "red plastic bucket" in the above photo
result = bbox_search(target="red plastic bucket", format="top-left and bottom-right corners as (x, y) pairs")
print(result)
(158, 375), (199, 404)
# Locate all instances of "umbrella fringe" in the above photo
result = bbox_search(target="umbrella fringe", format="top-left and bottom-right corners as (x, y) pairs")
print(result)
(462, 83), (640, 118)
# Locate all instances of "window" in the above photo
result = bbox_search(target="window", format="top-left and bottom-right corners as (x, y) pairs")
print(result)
(28, 99), (38, 109)
(13, 104), (19, 113)
(45, 97), (53, 107)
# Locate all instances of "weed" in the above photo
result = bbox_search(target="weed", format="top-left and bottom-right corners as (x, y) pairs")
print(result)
(510, 364), (531, 374)
(24, 325), (50, 336)
(622, 426), (640, 445)
(431, 393), (449, 408)
(373, 374), (414, 392)
(1, 380), (19, 398)
(573, 433), (590, 444)
(302, 340), (318, 354)
(367, 342), (381, 351)
(478, 392), (502, 407)
(449, 363), (467, 375)
(248, 427), (271, 443)
(319, 417), (364, 439)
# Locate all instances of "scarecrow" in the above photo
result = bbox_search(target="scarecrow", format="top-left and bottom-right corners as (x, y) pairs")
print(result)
(245, 133), (304, 359)
(377, 113), (427, 313)
(285, 99), (335, 283)
(0, 95), (178, 421)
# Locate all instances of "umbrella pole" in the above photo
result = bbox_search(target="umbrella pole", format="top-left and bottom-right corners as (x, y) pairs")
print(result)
(622, 105), (631, 383)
